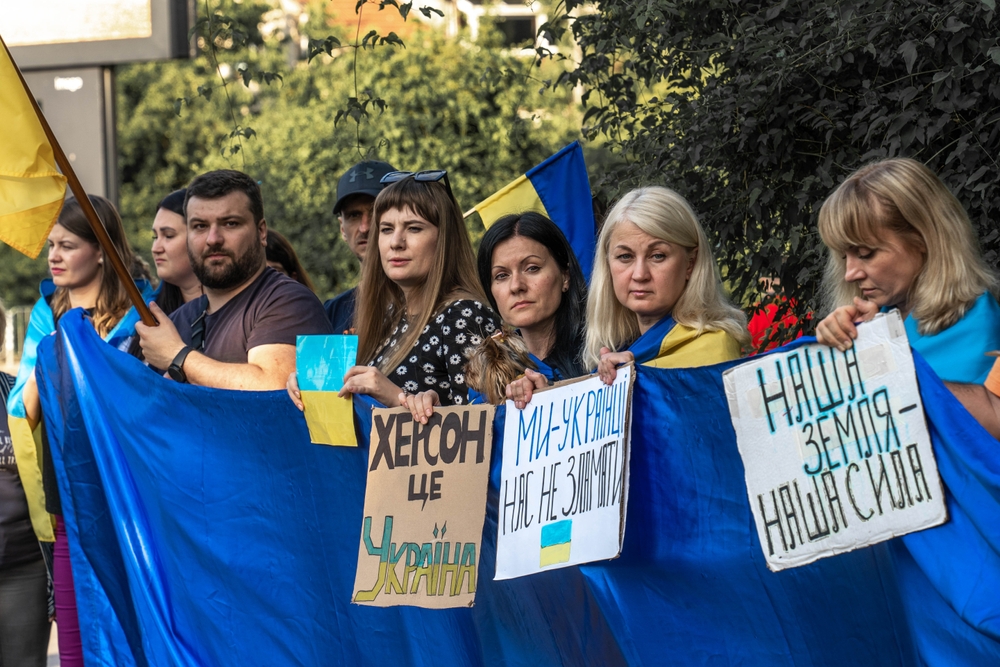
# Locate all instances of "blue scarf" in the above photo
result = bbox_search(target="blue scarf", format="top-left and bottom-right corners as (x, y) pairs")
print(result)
(624, 315), (676, 364)
(528, 353), (561, 383)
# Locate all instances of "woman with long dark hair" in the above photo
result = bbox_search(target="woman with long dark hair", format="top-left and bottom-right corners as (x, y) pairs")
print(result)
(265, 229), (316, 291)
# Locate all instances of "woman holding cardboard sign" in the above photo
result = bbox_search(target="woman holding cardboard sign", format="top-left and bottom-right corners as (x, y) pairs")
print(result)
(814, 158), (1000, 383)
(287, 171), (499, 410)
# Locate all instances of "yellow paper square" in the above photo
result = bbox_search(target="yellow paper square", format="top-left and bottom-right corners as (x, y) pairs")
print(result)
(540, 542), (571, 567)
(301, 391), (357, 447)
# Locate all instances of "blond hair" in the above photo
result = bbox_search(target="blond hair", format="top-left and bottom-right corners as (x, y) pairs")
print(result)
(355, 177), (487, 373)
(818, 157), (997, 335)
(583, 186), (749, 368)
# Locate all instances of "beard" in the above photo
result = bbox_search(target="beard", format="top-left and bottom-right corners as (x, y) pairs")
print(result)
(191, 241), (264, 290)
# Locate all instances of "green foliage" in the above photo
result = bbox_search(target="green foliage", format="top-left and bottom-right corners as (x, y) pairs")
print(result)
(548, 0), (1000, 341)
(114, 17), (579, 302)
(203, 29), (580, 298)
(0, 1), (579, 308)
(0, 250), (47, 308)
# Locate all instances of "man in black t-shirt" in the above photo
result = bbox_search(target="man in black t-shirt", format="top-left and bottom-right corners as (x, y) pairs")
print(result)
(136, 170), (332, 389)
(323, 160), (396, 334)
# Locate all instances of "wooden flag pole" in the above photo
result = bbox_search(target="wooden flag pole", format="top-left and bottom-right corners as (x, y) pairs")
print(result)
(1, 37), (156, 326)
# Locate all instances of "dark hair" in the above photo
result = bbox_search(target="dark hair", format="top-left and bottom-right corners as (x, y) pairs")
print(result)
(152, 189), (191, 315)
(477, 212), (587, 377)
(266, 229), (315, 292)
(50, 195), (137, 338)
(184, 170), (264, 223)
(158, 188), (186, 217)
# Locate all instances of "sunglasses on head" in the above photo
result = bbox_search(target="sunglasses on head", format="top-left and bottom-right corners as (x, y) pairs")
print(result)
(380, 170), (455, 201)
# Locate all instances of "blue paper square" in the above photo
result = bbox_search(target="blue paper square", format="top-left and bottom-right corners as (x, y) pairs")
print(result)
(296, 335), (358, 392)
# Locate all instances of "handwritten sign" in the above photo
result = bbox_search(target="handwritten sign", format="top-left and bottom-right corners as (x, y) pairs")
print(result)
(723, 312), (946, 571)
(495, 366), (634, 580)
(352, 404), (494, 608)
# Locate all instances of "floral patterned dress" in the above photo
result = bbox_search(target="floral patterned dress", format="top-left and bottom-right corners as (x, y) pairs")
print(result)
(371, 299), (499, 404)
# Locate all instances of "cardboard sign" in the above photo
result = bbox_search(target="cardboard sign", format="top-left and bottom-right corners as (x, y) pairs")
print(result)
(723, 312), (947, 571)
(296, 335), (358, 447)
(352, 404), (494, 608)
(495, 366), (634, 580)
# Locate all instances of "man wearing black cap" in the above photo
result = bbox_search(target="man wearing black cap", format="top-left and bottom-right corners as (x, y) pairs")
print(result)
(325, 160), (396, 334)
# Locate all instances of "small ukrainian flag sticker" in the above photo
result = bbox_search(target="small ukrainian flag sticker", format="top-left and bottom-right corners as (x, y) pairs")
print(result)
(540, 520), (572, 567)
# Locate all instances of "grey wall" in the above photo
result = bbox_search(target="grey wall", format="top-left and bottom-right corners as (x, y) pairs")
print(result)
(22, 68), (117, 205)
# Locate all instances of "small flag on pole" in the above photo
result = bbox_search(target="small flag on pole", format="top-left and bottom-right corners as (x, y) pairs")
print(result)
(0, 36), (67, 258)
(472, 142), (596, 279)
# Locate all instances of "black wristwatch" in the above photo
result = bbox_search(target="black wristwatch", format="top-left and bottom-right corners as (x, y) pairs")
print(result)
(167, 346), (194, 383)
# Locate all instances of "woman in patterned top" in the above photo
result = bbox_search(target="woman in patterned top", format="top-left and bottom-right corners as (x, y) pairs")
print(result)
(290, 171), (498, 409)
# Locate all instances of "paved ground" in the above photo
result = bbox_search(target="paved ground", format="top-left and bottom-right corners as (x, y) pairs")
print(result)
(48, 623), (59, 666)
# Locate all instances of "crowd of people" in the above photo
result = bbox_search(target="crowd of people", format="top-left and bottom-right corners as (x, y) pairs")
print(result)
(1, 155), (999, 665)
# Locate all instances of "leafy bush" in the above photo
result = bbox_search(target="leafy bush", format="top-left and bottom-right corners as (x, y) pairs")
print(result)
(549, 0), (1000, 342)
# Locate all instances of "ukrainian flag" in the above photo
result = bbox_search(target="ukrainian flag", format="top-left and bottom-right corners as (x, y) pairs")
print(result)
(0, 36), (67, 258)
(473, 142), (596, 279)
(540, 519), (572, 567)
(7, 280), (153, 543)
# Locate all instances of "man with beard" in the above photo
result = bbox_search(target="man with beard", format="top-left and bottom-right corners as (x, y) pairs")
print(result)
(136, 169), (332, 389)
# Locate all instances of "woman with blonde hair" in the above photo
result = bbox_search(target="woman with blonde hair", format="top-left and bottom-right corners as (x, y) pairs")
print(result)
(288, 171), (499, 410)
(815, 157), (1000, 383)
(582, 186), (748, 387)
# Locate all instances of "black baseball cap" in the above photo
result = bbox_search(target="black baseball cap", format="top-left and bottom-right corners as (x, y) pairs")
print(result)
(333, 161), (397, 215)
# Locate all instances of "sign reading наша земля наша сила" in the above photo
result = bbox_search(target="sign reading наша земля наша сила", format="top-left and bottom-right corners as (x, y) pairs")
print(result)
(724, 311), (946, 571)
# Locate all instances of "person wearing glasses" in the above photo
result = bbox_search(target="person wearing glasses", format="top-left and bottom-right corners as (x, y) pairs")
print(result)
(136, 170), (332, 389)
(10, 195), (153, 667)
(324, 160), (397, 334)
(288, 170), (499, 410)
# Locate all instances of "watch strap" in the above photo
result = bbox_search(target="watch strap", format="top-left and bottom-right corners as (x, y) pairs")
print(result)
(168, 346), (194, 383)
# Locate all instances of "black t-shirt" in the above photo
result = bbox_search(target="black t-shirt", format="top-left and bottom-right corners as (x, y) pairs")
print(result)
(171, 268), (333, 363)
(0, 371), (40, 569)
(323, 287), (356, 335)
(372, 299), (499, 405)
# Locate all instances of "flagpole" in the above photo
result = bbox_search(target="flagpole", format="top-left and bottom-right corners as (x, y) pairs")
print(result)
(0, 36), (156, 326)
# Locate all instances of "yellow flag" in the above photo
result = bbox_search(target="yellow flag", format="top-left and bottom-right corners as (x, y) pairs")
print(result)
(0, 40), (66, 258)
(472, 174), (549, 229)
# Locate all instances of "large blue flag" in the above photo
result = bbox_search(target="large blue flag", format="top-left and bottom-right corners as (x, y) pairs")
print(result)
(36, 310), (1000, 666)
